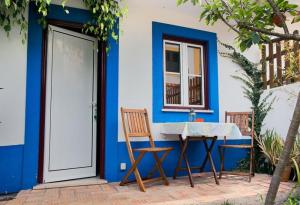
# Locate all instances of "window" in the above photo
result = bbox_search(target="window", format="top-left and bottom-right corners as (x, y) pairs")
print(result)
(163, 37), (207, 109)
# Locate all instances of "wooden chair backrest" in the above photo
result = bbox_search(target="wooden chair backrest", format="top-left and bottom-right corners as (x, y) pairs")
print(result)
(225, 111), (255, 145)
(121, 108), (155, 148)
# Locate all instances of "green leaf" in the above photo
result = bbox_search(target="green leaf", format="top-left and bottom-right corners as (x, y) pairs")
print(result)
(292, 15), (300, 23)
(4, 24), (11, 32)
(251, 32), (260, 44)
(5, 0), (11, 7)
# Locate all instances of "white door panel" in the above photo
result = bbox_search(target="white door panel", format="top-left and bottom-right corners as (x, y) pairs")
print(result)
(43, 25), (98, 182)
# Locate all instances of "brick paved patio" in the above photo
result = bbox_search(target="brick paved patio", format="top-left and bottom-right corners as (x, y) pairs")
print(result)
(3, 174), (295, 205)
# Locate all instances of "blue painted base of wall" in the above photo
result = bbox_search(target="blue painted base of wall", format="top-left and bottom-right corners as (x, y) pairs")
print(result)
(0, 145), (23, 194)
(116, 139), (250, 181)
(0, 140), (249, 194)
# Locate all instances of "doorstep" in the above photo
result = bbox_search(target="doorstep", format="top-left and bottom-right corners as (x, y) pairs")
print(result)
(33, 177), (107, 190)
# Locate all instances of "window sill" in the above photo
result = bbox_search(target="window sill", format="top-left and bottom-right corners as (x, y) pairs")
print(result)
(162, 108), (214, 113)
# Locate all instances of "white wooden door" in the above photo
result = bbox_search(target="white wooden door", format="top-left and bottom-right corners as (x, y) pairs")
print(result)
(43, 25), (98, 183)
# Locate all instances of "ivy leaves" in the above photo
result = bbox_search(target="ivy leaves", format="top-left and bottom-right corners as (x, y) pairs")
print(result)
(0, 0), (28, 42)
(4, 0), (11, 7)
(0, 0), (126, 47)
(82, 0), (127, 43)
(176, 0), (199, 5)
(219, 41), (274, 137)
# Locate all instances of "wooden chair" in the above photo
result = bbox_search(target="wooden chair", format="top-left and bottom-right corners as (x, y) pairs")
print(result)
(120, 108), (173, 192)
(218, 111), (255, 182)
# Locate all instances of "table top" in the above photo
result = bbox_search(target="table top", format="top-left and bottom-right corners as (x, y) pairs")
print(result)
(161, 122), (244, 140)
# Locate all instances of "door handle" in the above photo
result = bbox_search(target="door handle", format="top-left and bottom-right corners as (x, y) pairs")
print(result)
(90, 102), (97, 108)
(91, 102), (97, 120)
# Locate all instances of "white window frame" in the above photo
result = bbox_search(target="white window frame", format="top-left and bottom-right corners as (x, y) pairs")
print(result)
(163, 39), (206, 109)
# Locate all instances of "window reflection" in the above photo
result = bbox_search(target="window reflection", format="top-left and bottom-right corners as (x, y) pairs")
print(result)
(165, 43), (181, 105)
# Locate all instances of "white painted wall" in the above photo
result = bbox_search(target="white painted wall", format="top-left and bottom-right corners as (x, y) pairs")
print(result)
(118, 0), (259, 141)
(262, 83), (300, 138)
(0, 15), (28, 146)
(51, 0), (86, 10)
(0, 0), (298, 146)
(261, 22), (300, 138)
(0, 1), (86, 147)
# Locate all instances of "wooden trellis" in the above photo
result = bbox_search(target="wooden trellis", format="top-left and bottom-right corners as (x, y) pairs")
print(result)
(261, 30), (300, 89)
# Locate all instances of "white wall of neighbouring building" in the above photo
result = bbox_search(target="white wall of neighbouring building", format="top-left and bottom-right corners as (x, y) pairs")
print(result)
(262, 83), (300, 139)
(0, 12), (28, 146)
(261, 22), (300, 138)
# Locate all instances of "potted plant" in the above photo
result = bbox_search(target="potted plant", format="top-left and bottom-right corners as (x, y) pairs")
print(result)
(256, 130), (300, 182)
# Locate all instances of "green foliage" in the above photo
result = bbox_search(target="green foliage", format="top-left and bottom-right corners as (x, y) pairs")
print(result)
(0, 0), (126, 46)
(256, 130), (284, 167)
(176, 0), (199, 5)
(257, 130), (300, 168)
(220, 201), (234, 205)
(178, 0), (300, 51)
(82, 0), (127, 42)
(284, 196), (300, 205)
(284, 158), (300, 205)
(292, 158), (300, 185)
(0, 0), (28, 42)
(219, 42), (274, 137)
(219, 42), (275, 173)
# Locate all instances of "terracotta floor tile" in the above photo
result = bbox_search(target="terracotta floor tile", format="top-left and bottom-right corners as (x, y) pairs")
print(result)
(5, 174), (296, 205)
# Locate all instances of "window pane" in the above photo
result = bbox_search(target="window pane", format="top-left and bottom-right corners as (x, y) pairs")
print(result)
(188, 76), (203, 105)
(165, 43), (180, 73)
(188, 46), (204, 106)
(188, 46), (202, 75)
(165, 73), (181, 104)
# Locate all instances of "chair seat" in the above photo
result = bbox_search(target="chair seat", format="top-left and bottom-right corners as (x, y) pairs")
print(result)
(219, 144), (252, 149)
(133, 147), (173, 152)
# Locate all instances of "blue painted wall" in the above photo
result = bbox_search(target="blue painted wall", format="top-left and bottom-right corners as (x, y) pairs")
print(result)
(0, 145), (23, 194)
(152, 22), (219, 123)
(104, 22), (119, 182)
(22, 3), (119, 189)
(0, 6), (247, 194)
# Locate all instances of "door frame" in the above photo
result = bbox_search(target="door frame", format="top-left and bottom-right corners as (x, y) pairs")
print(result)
(37, 19), (106, 183)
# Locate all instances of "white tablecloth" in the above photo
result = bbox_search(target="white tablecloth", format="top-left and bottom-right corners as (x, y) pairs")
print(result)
(161, 122), (244, 140)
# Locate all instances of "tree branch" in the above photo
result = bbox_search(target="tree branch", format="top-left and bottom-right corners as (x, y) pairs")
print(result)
(238, 23), (300, 41)
(220, 0), (233, 13)
(266, 0), (289, 34)
(219, 14), (241, 35)
(216, 0), (240, 35)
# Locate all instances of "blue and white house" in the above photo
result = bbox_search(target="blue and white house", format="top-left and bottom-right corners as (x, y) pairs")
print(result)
(0, 0), (299, 194)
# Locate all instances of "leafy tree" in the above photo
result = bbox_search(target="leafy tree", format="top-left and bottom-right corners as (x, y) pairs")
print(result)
(178, 0), (300, 51)
(0, 0), (126, 44)
(177, 0), (300, 204)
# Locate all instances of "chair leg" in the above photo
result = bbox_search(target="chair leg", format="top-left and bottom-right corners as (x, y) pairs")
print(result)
(219, 147), (225, 179)
(147, 150), (170, 179)
(249, 148), (254, 182)
(252, 149), (255, 176)
(152, 152), (169, 186)
(134, 167), (146, 192)
(120, 152), (146, 192)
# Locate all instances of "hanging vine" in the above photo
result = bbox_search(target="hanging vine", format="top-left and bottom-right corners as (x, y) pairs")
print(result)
(0, 0), (126, 45)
